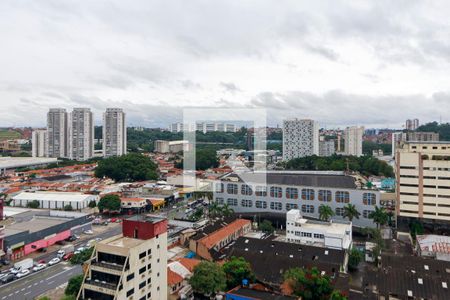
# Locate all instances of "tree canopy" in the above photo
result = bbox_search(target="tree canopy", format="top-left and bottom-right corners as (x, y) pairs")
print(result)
(95, 153), (158, 182)
(222, 256), (255, 289)
(259, 219), (275, 233)
(416, 121), (450, 140)
(348, 248), (363, 271)
(65, 275), (83, 296)
(189, 261), (226, 296)
(318, 205), (334, 221)
(97, 194), (121, 213)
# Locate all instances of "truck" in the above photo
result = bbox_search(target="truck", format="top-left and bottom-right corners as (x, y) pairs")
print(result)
(57, 244), (75, 257)
(13, 258), (33, 272)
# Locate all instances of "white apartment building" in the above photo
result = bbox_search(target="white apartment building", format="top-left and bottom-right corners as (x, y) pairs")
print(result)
(154, 140), (191, 153)
(47, 108), (68, 158)
(319, 139), (336, 157)
(69, 108), (94, 161)
(78, 216), (168, 300)
(103, 108), (127, 157)
(169, 122), (237, 133)
(344, 126), (364, 157)
(396, 141), (450, 224)
(406, 119), (420, 131)
(286, 209), (352, 250)
(32, 129), (47, 158)
(282, 119), (319, 161)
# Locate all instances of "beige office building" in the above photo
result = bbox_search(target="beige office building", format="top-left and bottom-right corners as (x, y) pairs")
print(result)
(396, 141), (450, 223)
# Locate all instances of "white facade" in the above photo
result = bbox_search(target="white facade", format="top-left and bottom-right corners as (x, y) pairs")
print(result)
(32, 130), (48, 158)
(12, 191), (98, 210)
(47, 108), (68, 158)
(103, 108), (127, 157)
(69, 108), (94, 161)
(286, 209), (352, 250)
(319, 139), (336, 157)
(169, 122), (237, 133)
(344, 126), (364, 157)
(282, 119), (319, 160)
(416, 234), (450, 261)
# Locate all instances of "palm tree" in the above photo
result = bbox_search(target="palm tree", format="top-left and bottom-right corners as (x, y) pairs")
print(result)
(368, 206), (389, 229)
(208, 201), (222, 218)
(343, 204), (361, 222)
(318, 205), (334, 222)
(221, 204), (234, 217)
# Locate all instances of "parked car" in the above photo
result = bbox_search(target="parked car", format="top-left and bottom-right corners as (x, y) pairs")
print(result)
(1, 274), (15, 284)
(38, 259), (46, 264)
(48, 258), (61, 266)
(32, 263), (46, 272)
(16, 269), (30, 278)
(83, 230), (94, 235)
(76, 246), (86, 252)
(9, 268), (19, 274)
(63, 253), (74, 261)
(57, 249), (65, 258)
(95, 237), (102, 242)
(0, 259), (10, 266)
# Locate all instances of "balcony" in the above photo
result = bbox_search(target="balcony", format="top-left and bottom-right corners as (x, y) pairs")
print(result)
(83, 279), (117, 296)
(91, 261), (124, 276)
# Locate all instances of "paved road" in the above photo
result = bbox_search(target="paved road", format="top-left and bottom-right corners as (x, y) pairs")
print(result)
(0, 225), (123, 300)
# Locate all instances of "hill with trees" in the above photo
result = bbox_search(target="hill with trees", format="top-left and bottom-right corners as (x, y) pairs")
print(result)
(416, 121), (450, 140)
(95, 153), (158, 181)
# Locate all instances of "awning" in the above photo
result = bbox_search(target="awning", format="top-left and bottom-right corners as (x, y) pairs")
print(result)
(149, 198), (165, 207)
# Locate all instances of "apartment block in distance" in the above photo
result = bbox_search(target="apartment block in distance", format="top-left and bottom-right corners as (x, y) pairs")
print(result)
(282, 119), (319, 160)
(78, 215), (168, 300)
(32, 129), (48, 158)
(103, 108), (127, 157)
(344, 126), (364, 157)
(396, 141), (450, 227)
(69, 108), (94, 161)
(47, 108), (68, 158)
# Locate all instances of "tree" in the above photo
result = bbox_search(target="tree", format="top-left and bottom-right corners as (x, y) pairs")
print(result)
(95, 153), (158, 182)
(61, 295), (76, 300)
(88, 200), (97, 208)
(38, 297), (51, 300)
(64, 204), (73, 211)
(409, 220), (424, 240)
(189, 261), (226, 296)
(222, 256), (255, 289)
(221, 203), (234, 217)
(343, 204), (360, 222)
(368, 206), (389, 229)
(348, 248), (362, 271)
(283, 267), (339, 300)
(70, 247), (94, 265)
(27, 200), (40, 209)
(65, 274), (83, 296)
(98, 194), (121, 213)
(259, 220), (274, 233)
(209, 201), (222, 218)
(318, 205), (334, 221)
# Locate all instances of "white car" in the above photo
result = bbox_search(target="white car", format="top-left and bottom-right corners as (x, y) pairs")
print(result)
(83, 230), (94, 235)
(9, 268), (19, 274)
(48, 258), (61, 266)
(76, 247), (85, 252)
(16, 269), (30, 278)
(32, 263), (46, 272)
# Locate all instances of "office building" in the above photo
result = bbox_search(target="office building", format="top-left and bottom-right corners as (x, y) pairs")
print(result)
(319, 138), (336, 157)
(286, 209), (352, 250)
(396, 141), (450, 225)
(69, 108), (94, 161)
(282, 119), (319, 160)
(344, 126), (364, 157)
(405, 118), (420, 131)
(78, 215), (168, 300)
(103, 108), (127, 157)
(47, 108), (68, 158)
(31, 129), (47, 158)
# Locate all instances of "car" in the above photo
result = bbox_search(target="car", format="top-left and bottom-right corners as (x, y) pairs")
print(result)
(76, 246), (85, 252)
(0, 259), (10, 266)
(38, 259), (46, 264)
(57, 249), (65, 256)
(16, 269), (30, 278)
(9, 268), (19, 274)
(48, 258), (60, 266)
(74, 251), (80, 255)
(32, 263), (46, 272)
(95, 237), (102, 242)
(0, 273), (9, 280)
(63, 253), (74, 261)
(83, 230), (94, 235)
(1, 274), (15, 284)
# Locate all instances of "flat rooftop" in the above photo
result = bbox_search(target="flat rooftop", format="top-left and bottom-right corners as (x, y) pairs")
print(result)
(13, 191), (94, 202)
(125, 214), (166, 224)
(5, 216), (67, 236)
(0, 157), (58, 169)
(104, 236), (146, 249)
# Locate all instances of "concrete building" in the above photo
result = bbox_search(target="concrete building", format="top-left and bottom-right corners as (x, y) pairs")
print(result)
(32, 129), (48, 158)
(47, 108), (69, 158)
(344, 126), (364, 157)
(69, 108), (94, 161)
(416, 234), (450, 261)
(282, 119), (319, 161)
(319, 138), (336, 157)
(12, 191), (98, 210)
(103, 108), (127, 157)
(0, 157), (57, 175)
(396, 141), (450, 226)
(392, 131), (439, 157)
(405, 118), (420, 131)
(286, 209), (352, 250)
(214, 171), (380, 228)
(169, 122), (236, 133)
(154, 140), (191, 153)
(78, 215), (168, 300)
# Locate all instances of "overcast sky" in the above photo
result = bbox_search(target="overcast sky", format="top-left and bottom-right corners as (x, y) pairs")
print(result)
(1, 0), (450, 129)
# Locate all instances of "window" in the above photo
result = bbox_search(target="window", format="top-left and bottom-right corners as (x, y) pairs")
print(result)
(241, 199), (253, 207)
(286, 203), (298, 210)
(126, 288), (134, 297)
(255, 186), (267, 196)
(313, 233), (324, 239)
(139, 281), (146, 289)
(127, 273), (135, 281)
(270, 202), (282, 210)
(363, 193), (376, 205)
(147, 278), (151, 284)
(301, 189), (315, 200)
(227, 184), (238, 194)
(270, 186), (283, 198)
(147, 249), (152, 256)
(301, 232), (312, 237)
(286, 188), (298, 199)
(301, 204), (315, 213)
(227, 198), (238, 206)
(148, 263), (151, 269)
(215, 183), (224, 193)
(255, 200), (267, 209)
(216, 197), (224, 205)
(318, 190), (332, 202)
(363, 210), (374, 218)
(335, 191), (350, 203)
(139, 251), (146, 259)
(139, 296), (146, 300)
(335, 207), (344, 216)
(139, 266), (146, 274)
(241, 184), (253, 196)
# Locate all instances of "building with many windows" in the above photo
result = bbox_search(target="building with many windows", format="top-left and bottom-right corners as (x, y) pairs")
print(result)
(319, 138), (336, 157)
(396, 141), (450, 226)
(47, 108), (69, 158)
(69, 108), (94, 161)
(78, 215), (167, 300)
(282, 119), (319, 161)
(214, 171), (380, 228)
(344, 126), (364, 157)
(31, 129), (48, 157)
(103, 108), (127, 157)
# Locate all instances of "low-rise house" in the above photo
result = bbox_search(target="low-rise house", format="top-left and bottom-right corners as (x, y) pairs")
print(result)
(120, 197), (148, 214)
(167, 258), (200, 300)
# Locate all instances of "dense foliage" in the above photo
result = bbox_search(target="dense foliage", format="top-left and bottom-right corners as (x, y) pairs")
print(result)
(259, 219), (275, 233)
(95, 153), (158, 181)
(189, 261), (227, 295)
(27, 200), (40, 209)
(65, 275), (83, 296)
(97, 194), (121, 213)
(222, 256), (255, 289)
(348, 248), (363, 271)
(362, 141), (392, 156)
(416, 121), (450, 140)
(70, 247), (94, 265)
(175, 147), (220, 170)
(284, 154), (394, 177)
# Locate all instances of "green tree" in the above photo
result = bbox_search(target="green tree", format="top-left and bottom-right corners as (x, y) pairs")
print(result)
(189, 261), (226, 296)
(64, 204), (73, 211)
(38, 297), (51, 300)
(368, 206), (389, 229)
(65, 274), (83, 296)
(95, 153), (158, 182)
(409, 220), (424, 240)
(61, 295), (76, 300)
(222, 256), (255, 289)
(348, 248), (363, 271)
(221, 203), (234, 217)
(259, 220), (274, 233)
(27, 200), (40, 209)
(209, 201), (222, 218)
(88, 200), (97, 208)
(343, 204), (361, 222)
(97, 194), (121, 213)
(318, 205), (334, 221)
(70, 247), (94, 265)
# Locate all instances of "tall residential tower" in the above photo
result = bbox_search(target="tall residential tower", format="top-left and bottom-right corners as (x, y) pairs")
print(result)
(69, 108), (94, 161)
(344, 126), (364, 157)
(31, 129), (48, 157)
(103, 108), (127, 157)
(47, 108), (68, 158)
(282, 119), (319, 161)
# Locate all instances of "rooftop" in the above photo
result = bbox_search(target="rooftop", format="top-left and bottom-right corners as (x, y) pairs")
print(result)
(0, 157), (58, 169)
(103, 235), (146, 249)
(12, 191), (95, 202)
(199, 218), (251, 249)
(417, 234), (450, 255)
(226, 286), (295, 300)
(125, 214), (166, 224)
(288, 210), (351, 235)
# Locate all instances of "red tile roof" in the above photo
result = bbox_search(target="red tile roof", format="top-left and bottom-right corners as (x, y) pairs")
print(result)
(177, 257), (201, 273)
(199, 219), (251, 249)
(167, 267), (184, 286)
